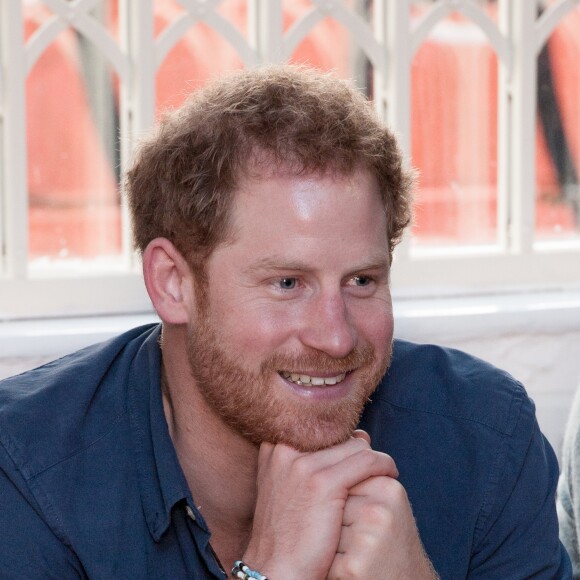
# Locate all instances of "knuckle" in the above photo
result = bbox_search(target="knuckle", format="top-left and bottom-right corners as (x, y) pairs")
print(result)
(374, 476), (408, 506)
(338, 557), (365, 578)
(389, 478), (408, 503)
(293, 454), (316, 478)
(376, 451), (398, 474)
(358, 446), (380, 465)
(350, 435), (371, 449)
(268, 443), (295, 468)
(361, 501), (392, 528)
(307, 469), (330, 494)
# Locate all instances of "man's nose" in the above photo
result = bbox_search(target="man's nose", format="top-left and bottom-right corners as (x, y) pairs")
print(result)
(298, 291), (357, 358)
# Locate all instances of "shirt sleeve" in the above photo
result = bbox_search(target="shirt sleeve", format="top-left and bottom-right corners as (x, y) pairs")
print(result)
(467, 394), (572, 578)
(558, 386), (580, 578)
(0, 443), (85, 579)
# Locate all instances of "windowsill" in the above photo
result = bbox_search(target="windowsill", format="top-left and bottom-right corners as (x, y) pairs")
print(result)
(393, 286), (580, 343)
(1, 288), (580, 359)
(0, 313), (160, 359)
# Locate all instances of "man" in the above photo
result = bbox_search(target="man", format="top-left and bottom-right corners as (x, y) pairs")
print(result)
(558, 385), (580, 576)
(0, 65), (570, 578)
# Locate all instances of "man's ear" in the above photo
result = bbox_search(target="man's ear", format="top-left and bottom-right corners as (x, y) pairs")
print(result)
(142, 238), (195, 324)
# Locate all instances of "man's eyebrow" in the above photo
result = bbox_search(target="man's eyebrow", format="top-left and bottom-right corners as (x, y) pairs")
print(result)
(242, 257), (313, 275)
(242, 254), (390, 275)
(354, 255), (391, 271)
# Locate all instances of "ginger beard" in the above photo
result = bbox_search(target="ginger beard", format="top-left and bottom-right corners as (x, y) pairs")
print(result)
(186, 304), (392, 452)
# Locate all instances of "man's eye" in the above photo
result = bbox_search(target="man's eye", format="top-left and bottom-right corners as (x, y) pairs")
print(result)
(278, 278), (297, 290)
(353, 275), (371, 286)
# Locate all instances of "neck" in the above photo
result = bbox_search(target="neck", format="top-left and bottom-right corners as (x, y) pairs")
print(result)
(160, 325), (259, 541)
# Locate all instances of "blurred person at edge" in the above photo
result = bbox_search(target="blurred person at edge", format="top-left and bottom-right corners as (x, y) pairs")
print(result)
(558, 386), (580, 577)
(0, 65), (571, 579)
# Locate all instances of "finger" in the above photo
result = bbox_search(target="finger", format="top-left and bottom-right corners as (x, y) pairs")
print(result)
(347, 472), (403, 499)
(256, 437), (371, 489)
(341, 493), (390, 529)
(256, 440), (277, 468)
(335, 521), (356, 554)
(258, 441), (275, 459)
(332, 514), (388, 568)
(266, 435), (372, 474)
(341, 478), (408, 530)
(257, 438), (390, 498)
(327, 552), (347, 580)
(307, 433), (372, 465)
(352, 429), (371, 445)
(322, 449), (399, 492)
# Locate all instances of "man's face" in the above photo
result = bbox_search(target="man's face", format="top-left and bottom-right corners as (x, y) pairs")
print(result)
(187, 167), (394, 451)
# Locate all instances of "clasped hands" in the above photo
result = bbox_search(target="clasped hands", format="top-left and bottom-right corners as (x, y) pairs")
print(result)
(243, 430), (436, 579)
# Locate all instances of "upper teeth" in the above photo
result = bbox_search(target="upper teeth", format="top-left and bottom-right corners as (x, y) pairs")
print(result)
(281, 371), (347, 386)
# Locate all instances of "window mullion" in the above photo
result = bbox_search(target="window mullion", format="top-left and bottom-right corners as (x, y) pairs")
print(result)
(1, 2), (28, 279)
(249, 0), (283, 64)
(497, 0), (512, 251)
(506, 0), (537, 254)
(378, 0), (412, 156)
(120, 0), (156, 269)
(379, 0), (412, 260)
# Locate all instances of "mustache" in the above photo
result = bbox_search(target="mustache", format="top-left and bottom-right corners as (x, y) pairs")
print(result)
(261, 344), (376, 374)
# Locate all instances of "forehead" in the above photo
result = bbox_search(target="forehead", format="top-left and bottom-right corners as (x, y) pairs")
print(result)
(231, 165), (384, 224)
(214, 166), (389, 266)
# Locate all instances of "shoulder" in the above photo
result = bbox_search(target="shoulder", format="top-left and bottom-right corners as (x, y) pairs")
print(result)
(360, 340), (569, 576)
(0, 323), (160, 480)
(360, 339), (539, 497)
(370, 339), (530, 437)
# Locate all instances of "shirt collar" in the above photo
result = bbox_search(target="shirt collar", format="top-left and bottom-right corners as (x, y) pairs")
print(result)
(127, 324), (197, 541)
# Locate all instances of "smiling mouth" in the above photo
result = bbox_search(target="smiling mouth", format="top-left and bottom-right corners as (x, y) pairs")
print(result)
(280, 371), (348, 386)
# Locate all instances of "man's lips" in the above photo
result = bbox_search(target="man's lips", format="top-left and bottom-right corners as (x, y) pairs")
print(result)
(279, 371), (348, 386)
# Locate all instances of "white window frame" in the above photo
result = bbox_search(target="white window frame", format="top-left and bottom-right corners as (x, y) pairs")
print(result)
(1, 0), (580, 320)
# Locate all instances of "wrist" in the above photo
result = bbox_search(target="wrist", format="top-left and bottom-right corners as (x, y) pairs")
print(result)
(231, 559), (269, 580)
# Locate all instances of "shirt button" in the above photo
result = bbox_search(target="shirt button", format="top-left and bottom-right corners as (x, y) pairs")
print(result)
(185, 505), (196, 521)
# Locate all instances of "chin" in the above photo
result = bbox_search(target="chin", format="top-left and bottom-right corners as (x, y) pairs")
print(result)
(258, 413), (361, 452)
(279, 433), (352, 453)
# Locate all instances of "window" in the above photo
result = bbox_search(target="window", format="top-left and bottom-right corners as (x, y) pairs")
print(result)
(1, 0), (579, 319)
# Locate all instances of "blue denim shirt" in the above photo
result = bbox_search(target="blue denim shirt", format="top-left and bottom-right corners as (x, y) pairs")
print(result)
(0, 324), (571, 578)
